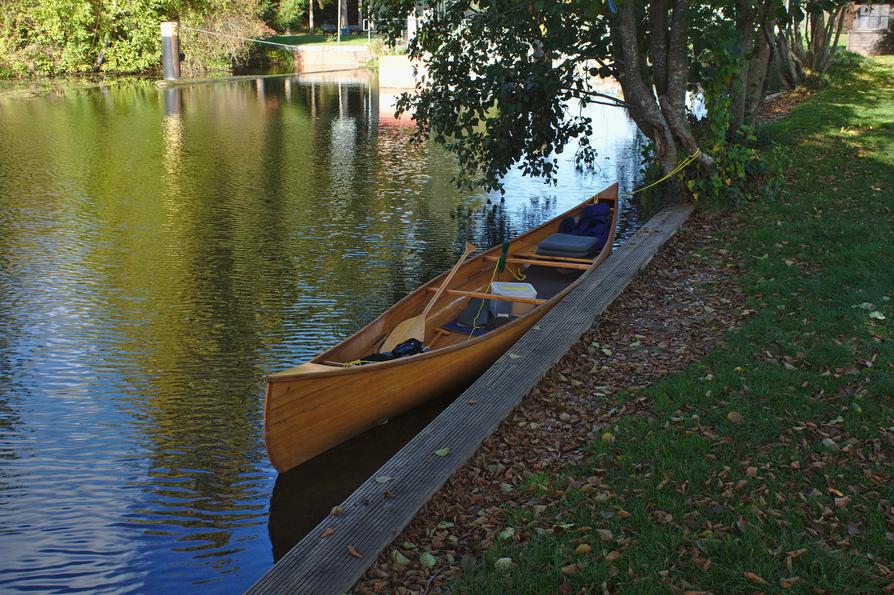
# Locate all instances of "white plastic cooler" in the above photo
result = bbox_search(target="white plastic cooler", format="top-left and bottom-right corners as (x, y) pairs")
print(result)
(488, 281), (538, 319)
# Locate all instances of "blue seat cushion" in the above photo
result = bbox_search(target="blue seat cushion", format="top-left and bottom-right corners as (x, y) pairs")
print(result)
(536, 233), (600, 258)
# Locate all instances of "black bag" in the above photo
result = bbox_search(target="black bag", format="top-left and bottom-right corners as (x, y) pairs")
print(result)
(357, 338), (428, 364)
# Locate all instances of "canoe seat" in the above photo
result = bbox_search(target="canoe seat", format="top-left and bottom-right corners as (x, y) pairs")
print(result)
(536, 233), (601, 258)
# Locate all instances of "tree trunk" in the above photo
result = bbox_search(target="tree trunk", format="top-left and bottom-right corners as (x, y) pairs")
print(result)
(309, 0), (314, 33)
(649, 0), (670, 95)
(810, 12), (827, 66)
(613, 0), (713, 179)
(612, 0), (679, 174)
(659, 0), (713, 171)
(729, 0), (755, 134)
(775, 31), (802, 89)
(743, 21), (773, 126)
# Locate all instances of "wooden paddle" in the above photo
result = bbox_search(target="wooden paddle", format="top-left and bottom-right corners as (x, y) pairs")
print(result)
(379, 241), (476, 353)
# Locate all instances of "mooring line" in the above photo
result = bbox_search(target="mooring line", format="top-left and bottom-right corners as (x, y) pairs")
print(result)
(180, 26), (301, 51)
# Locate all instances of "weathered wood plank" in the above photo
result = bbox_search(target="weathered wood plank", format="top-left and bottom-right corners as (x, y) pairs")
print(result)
(247, 203), (694, 595)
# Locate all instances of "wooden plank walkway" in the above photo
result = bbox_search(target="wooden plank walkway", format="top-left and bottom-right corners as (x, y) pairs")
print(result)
(247, 203), (695, 595)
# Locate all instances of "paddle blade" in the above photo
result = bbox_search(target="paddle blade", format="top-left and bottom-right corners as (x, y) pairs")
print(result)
(379, 315), (426, 353)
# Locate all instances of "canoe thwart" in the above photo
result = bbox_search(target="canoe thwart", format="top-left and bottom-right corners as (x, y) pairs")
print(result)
(483, 255), (591, 270)
(425, 287), (547, 305)
(513, 251), (595, 264)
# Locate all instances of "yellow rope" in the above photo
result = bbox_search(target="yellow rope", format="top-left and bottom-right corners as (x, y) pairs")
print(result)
(620, 148), (701, 197)
(507, 264), (526, 281)
(344, 359), (373, 367)
(468, 260), (500, 339)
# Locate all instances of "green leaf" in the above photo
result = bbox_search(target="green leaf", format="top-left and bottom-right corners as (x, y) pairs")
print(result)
(434, 448), (450, 457)
(419, 551), (437, 568)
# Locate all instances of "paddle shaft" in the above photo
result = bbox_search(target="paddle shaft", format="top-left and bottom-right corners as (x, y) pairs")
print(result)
(379, 242), (475, 352)
(421, 241), (476, 318)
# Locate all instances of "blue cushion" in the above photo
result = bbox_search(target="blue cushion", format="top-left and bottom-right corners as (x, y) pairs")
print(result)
(536, 233), (600, 258)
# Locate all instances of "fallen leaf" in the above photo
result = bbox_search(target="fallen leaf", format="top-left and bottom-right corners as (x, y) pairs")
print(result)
(745, 571), (768, 585)
(576, 543), (592, 554)
(347, 545), (363, 559)
(822, 438), (839, 451)
(605, 550), (622, 562)
(746, 466), (758, 477)
(321, 527), (335, 538)
(596, 529), (613, 541)
(499, 527), (515, 540)
(434, 448), (450, 457)
(509, 353), (522, 359)
(780, 577), (800, 589)
(869, 311), (886, 320)
(331, 506), (343, 516)
(419, 551), (437, 568)
(561, 563), (579, 574)
(494, 557), (513, 570)
(375, 475), (392, 484)
(727, 411), (743, 424)
(392, 550), (411, 566)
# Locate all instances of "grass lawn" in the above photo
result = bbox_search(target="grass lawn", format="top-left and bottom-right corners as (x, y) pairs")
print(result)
(266, 33), (379, 46)
(453, 56), (894, 593)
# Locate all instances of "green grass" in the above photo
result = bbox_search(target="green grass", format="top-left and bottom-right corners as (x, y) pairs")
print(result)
(454, 56), (894, 593)
(266, 34), (380, 46)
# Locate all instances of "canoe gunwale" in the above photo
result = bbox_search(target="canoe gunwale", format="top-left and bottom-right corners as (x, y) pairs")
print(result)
(266, 185), (619, 384)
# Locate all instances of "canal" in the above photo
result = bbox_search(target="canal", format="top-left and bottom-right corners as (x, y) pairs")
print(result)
(0, 70), (645, 591)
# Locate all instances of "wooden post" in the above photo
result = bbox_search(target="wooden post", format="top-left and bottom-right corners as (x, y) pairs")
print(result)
(336, 0), (342, 43)
(161, 22), (180, 81)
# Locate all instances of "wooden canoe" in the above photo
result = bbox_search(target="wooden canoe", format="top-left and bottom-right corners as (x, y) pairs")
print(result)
(265, 183), (619, 472)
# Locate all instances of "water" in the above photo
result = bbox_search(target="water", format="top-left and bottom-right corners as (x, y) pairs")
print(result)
(0, 69), (645, 591)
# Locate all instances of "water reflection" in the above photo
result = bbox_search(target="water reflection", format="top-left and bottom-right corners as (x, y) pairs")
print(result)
(0, 70), (645, 591)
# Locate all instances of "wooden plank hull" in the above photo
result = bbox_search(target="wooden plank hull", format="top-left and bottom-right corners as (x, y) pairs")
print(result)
(265, 305), (548, 472)
(265, 183), (619, 473)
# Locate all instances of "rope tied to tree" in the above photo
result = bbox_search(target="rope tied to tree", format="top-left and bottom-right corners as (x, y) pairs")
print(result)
(620, 148), (702, 197)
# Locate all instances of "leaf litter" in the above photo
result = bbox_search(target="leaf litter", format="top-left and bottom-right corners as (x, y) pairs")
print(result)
(351, 212), (753, 594)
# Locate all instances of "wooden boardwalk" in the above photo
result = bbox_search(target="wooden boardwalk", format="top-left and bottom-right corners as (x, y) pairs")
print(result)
(247, 203), (695, 595)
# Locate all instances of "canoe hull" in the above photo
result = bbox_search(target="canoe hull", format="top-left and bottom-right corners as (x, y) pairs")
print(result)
(264, 304), (550, 472)
(265, 183), (619, 473)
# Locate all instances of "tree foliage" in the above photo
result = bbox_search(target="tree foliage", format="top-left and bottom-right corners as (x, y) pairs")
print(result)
(372, 0), (848, 199)
(0, 0), (272, 77)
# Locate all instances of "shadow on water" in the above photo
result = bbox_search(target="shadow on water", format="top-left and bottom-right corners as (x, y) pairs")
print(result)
(267, 389), (460, 561)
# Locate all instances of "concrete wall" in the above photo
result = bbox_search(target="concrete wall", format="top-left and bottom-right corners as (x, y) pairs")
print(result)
(378, 55), (426, 89)
(847, 29), (894, 55)
(293, 46), (372, 72)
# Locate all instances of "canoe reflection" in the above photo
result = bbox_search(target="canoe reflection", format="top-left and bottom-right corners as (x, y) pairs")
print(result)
(267, 390), (458, 560)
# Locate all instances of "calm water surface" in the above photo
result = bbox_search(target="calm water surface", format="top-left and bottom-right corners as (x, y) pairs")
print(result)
(0, 70), (645, 591)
